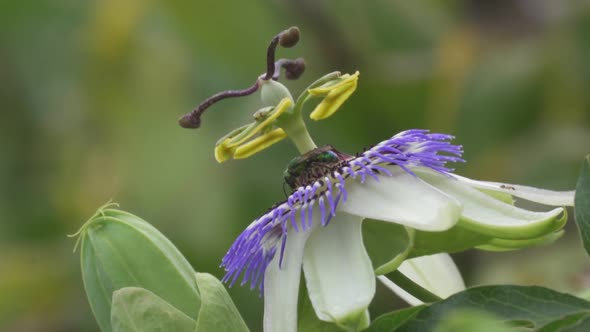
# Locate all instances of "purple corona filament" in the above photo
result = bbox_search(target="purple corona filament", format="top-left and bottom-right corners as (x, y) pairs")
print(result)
(220, 130), (464, 293)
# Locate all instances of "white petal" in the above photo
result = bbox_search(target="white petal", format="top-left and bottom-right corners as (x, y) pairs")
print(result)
(378, 253), (465, 306)
(451, 174), (575, 206)
(415, 168), (566, 238)
(338, 169), (462, 231)
(302, 213), (374, 327)
(264, 228), (311, 332)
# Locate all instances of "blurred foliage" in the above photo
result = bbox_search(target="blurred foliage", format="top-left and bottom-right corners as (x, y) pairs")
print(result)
(1, 0), (589, 331)
(369, 285), (590, 332)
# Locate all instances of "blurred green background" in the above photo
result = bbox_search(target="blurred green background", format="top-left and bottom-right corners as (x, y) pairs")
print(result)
(1, 0), (589, 331)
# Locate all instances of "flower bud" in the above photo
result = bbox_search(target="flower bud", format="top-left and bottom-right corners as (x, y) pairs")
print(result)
(72, 204), (201, 332)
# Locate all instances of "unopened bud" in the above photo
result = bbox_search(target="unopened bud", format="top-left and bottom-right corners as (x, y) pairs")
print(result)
(72, 205), (201, 332)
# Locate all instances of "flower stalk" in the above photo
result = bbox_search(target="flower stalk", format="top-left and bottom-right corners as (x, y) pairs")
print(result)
(278, 114), (317, 153)
(386, 270), (442, 303)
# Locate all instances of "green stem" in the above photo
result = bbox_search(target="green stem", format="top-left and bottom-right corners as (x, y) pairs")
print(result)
(280, 114), (317, 154)
(277, 71), (342, 154)
(386, 270), (442, 303)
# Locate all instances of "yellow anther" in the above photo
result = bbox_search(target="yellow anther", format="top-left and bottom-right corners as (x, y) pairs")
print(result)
(233, 128), (287, 159)
(226, 98), (292, 148)
(308, 71), (359, 120)
(214, 139), (235, 163)
(215, 123), (251, 147)
(308, 71), (358, 95)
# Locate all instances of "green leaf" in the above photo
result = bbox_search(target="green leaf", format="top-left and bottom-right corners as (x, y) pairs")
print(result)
(75, 206), (200, 332)
(363, 306), (424, 332)
(434, 309), (519, 332)
(194, 272), (249, 332)
(396, 285), (590, 332)
(577, 288), (590, 302)
(575, 155), (590, 255)
(537, 312), (590, 332)
(558, 315), (590, 332)
(111, 287), (196, 332)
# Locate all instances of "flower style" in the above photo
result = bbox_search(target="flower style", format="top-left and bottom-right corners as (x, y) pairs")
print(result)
(220, 130), (574, 332)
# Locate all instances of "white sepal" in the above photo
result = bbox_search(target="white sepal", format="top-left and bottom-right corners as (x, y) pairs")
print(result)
(263, 228), (311, 332)
(339, 169), (462, 232)
(415, 168), (565, 239)
(452, 174), (574, 206)
(378, 253), (465, 306)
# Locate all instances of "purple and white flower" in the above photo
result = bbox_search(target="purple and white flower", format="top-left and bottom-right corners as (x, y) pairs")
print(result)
(220, 129), (574, 332)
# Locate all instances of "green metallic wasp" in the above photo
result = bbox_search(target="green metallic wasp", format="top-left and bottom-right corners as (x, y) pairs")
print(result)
(283, 145), (354, 190)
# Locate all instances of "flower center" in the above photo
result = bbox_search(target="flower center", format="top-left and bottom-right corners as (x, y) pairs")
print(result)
(221, 130), (465, 292)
